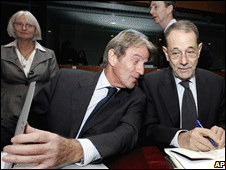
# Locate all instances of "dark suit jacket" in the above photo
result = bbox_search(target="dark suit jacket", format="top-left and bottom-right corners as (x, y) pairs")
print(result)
(139, 67), (225, 149)
(1, 69), (146, 163)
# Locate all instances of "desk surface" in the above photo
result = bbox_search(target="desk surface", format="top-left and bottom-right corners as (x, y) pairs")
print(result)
(1, 152), (108, 169)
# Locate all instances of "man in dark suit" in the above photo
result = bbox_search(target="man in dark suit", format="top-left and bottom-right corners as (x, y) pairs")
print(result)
(1, 29), (156, 169)
(149, 1), (214, 70)
(139, 21), (225, 152)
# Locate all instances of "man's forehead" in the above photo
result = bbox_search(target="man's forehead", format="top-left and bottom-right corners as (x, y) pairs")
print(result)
(167, 30), (198, 47)
(151, 1), (164, 6)
(126, 46), (149, 61)
(168, 29), (196, 38)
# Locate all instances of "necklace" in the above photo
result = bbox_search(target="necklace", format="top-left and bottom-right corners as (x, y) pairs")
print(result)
(18, 44), (35, 68)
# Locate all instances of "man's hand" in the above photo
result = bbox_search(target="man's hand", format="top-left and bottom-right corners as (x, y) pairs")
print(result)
(210, 126), (225, 149)
(178, 127), (221, 152)
(2, 123), (84, 169)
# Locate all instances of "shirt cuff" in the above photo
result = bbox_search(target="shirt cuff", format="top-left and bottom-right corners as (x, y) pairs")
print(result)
(170, 130), (188, 148)
(75, 138), (102, 166)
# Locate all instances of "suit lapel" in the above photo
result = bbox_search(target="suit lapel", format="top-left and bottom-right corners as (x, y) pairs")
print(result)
(70, 72), (101, 138)
(2, 47), (24, 71)
(195, 69), (211, 126)
(160, 68), (180, 127)
(30, 49), (52, 71)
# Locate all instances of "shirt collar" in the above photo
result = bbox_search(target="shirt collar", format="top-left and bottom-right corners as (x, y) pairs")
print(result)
(164, 19), (177, 33)
(35, 41), (46, 51)
(4, 40), (46, 52)
(96, 70), (120, 91)
(174, 72), (196, 85)
(4, 40), (17, 47)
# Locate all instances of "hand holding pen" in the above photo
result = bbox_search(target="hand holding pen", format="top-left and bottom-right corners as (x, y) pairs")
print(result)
(178, 121), (223, 151)
(196, 120), (218, 149)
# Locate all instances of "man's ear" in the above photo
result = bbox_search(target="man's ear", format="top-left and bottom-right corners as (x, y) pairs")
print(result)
(162, 46), (170, 61)
(197, 43), (203, 59)
(167, 5), (173, 15)
(108, 49), (117, 67)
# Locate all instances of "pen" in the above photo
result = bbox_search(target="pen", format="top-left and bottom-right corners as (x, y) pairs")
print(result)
(196, 120), (217, 148)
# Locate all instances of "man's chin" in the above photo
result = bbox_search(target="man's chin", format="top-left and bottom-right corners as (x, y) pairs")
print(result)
(178, 73), (193, 81)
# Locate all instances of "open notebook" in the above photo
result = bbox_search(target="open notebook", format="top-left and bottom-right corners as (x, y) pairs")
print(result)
(165, 147), (225, 169)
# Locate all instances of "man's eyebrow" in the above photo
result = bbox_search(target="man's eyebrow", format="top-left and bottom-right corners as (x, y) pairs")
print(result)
(170, 47), (180, 51)
(187, 46), (196, 50)
(171, 46), (196, 51)
(150, 3), (156, 8)
(133, 54), (148, 63)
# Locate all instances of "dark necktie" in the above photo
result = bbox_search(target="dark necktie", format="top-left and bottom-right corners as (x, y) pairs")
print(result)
(79, 87), (117, 137)
(180, 81), (197, 130)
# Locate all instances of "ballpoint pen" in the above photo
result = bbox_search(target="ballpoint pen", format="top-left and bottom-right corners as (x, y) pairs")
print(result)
(196, 120), (218, 148)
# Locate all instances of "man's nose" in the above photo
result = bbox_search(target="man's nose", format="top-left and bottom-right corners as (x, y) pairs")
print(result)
(180, 53), (189, 65)
(136, 65), (145, 76)
(150, 8), (154, 15)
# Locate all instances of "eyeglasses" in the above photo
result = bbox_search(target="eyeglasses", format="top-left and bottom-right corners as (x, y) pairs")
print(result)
(169, 49), (198, 60)
(14, 22), (35, 29)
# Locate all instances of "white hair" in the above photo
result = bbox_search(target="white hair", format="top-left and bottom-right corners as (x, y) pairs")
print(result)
(7, 10), (42, 40)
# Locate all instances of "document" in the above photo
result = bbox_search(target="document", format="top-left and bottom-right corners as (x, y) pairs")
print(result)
(3, 82), (36, 169)
(1, 152), (108, 169)
(164, 147), (225, 169)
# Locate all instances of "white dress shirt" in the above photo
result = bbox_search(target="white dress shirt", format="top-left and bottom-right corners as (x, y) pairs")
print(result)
(76, 70), (119, 166)
(170, 74), (198, 147)
(4, 40), (46, 77)
(164, 19), (177, 33)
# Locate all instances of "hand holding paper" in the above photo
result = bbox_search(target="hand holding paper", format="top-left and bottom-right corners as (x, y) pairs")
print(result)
(3, 124), (84, 169)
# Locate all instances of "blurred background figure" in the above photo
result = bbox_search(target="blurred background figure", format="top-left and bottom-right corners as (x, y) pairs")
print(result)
(78, 50), (88, 65)
(60, 40), (79, 65)
(1, 10), (59, 120)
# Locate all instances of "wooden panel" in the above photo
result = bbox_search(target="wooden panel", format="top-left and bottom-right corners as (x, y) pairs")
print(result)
(177, 1), (225, 14)
(212, 71), (225, 79)
(58, 65), (225, 78)
(58, 65), (103, 72)
(116, 1), (225, 14)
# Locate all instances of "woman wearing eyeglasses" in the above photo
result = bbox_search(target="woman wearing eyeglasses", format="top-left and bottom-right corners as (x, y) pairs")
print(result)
(1, 11), (59, 120)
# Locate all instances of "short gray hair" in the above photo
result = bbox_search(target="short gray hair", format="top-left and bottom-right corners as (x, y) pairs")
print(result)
(7, 10), (42, 40)
(103, 29), (156, 68)
(150, 1), (177, 18)
(164, 20), (200, 47)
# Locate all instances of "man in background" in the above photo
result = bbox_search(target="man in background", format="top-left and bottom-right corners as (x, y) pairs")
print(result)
(150, 1), (214, 70)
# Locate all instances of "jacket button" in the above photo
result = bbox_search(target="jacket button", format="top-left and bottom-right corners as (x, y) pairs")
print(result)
(29, 71), (34, 74)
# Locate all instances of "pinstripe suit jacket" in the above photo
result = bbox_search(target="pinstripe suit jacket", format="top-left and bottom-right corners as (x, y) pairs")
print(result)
(1, 69), (146, 162)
